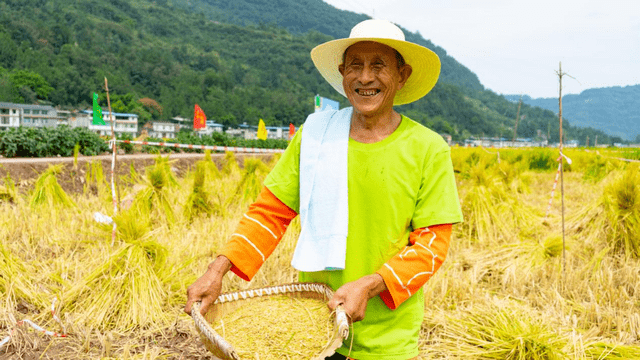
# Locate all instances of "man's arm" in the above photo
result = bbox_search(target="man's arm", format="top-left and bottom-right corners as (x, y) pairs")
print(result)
(185, 186), (297, 315)
(327, 224), (452, 320)
(218, 186), (298, 280)
(376, 223), (452, 309)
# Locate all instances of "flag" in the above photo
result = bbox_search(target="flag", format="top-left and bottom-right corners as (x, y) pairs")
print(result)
(257, 119), (267, 140)
(92, 93), (105, 125)
(193, 104), (206, 130)
(289, 123), (296, 139)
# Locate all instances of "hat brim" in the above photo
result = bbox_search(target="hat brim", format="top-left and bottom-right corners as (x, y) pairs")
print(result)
(310, 38), (441, 106)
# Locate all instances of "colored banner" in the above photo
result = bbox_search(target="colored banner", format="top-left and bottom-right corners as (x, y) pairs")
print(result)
(314, 95), (340, 113)
(194, 104), (206, 130)
(289, 123), (296, 139)
(257, 119), (268, 140)
(92, 93), (105, 125)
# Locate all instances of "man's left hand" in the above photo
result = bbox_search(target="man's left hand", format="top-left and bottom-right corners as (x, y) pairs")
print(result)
(327, 274), (387, 323)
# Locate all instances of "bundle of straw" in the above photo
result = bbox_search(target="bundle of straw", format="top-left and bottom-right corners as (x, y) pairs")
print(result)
(222, 151), (240, 175)
(29, 164), (76, 209)
(0, 174), (16, 203)
(62, 240), (170, 330)
(568, 166), (640, 258)
(0, 245), (45, 310)
(233, 157), (270, 202)
(184, 161), (216, 221)
(424, 303), (568, 359)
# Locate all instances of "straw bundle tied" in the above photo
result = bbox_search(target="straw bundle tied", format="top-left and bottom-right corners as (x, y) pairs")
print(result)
(30, 164), (76, 209)
(192, 283), (349, 360)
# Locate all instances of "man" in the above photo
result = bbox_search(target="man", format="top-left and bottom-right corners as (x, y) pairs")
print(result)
(185, 19), (463, 359)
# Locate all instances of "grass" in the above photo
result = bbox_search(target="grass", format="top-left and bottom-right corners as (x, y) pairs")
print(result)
(1, 148), (640, 359)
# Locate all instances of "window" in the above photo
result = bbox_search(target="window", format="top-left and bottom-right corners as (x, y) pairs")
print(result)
(24, 109), (30, 114)
(32, 110), (40, 115)
(42, 110), (48, 115)
(1, 118), (9, 125)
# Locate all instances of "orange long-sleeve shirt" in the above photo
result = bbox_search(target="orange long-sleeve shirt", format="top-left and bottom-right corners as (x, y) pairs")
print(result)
(219, 186), (452, 309)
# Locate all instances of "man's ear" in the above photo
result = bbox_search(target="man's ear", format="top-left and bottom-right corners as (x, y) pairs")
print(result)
(397, 64), (413, 90)
(338, 63), (345, 76)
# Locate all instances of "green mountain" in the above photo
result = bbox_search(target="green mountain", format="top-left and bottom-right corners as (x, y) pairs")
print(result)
(506, 85), (640, 142)
(0, 0), (621, 145)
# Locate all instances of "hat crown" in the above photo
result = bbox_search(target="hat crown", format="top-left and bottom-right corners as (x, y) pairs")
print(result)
(349, 19), (405, 41)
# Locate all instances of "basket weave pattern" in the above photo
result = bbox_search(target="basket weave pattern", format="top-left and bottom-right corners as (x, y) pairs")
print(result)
(192, 282), (349, 360)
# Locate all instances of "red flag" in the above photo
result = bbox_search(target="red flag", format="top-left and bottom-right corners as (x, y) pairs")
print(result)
(289, 123), (296, 139)
(193, 104), (206, 130)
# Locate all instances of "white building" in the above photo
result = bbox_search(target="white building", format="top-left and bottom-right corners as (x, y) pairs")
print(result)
(0, 102), (21, 130)
(148, 121), (179, 139)
(172, 116), (193, 131)
(81, 110), (138, 136)
(0, 102), (58, 129)
(226, 123), (290, 140)
(196, 121), (224, 136)
(464, 137), (546, 148)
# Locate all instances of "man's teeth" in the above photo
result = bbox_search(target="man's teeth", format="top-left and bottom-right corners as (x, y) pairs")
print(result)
(358, 89), (379, 96)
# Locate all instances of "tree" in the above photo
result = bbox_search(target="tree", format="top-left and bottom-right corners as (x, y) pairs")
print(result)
(9, 69), (54, 101)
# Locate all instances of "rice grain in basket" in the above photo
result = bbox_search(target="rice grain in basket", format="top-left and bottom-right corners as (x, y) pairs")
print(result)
(192, 283), (349, 360)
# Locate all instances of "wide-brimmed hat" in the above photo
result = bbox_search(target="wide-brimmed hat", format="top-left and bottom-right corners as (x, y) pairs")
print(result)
(310, 19), (441, 106)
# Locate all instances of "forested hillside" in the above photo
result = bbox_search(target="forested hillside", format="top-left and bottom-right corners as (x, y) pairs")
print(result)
(506, 85), (640, 142)
(0, 0), (620, 144)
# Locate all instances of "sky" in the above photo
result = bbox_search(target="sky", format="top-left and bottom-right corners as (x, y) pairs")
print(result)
(322, 0), (640, 99)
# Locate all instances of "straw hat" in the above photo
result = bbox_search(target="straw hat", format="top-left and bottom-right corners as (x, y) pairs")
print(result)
(311, 19), (441, 106)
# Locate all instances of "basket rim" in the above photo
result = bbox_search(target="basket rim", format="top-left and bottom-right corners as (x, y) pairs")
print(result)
(213, 282), (335, 305)
(192, 282), (349, 360)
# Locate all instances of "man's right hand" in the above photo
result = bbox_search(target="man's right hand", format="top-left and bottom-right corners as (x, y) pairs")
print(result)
(184, 255), (232, 316)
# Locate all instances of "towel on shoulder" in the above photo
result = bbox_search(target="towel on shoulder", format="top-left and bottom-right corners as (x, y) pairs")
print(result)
(292, 107), (353, 272)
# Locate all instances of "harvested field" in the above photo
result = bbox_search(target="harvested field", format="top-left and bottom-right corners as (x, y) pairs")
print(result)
(1, 148), (639, 359)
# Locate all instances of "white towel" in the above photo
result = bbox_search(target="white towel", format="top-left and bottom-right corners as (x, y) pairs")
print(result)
(291, 107), (353, 272)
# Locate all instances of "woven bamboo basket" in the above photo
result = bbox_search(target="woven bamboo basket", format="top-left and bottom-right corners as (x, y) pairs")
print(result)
(191, 282), (349, 360)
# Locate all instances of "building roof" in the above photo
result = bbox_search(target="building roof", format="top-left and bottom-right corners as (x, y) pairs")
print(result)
(81, 110), (139, 117)
(172, 116), (190, 122)
(0, 102), (55, 110)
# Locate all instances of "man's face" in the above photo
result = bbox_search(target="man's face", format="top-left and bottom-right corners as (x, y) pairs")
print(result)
(339, 41), (411, 118)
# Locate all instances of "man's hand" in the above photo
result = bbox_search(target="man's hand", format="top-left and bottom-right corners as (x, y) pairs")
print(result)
(184, 255), (232, 316)
(327, 274), (387, 323)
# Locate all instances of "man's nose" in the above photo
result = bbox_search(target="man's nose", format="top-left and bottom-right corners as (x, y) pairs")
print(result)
(357, 66), (375, 84)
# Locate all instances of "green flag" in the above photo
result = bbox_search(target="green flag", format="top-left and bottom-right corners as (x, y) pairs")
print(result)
(92, 93), (105, 125)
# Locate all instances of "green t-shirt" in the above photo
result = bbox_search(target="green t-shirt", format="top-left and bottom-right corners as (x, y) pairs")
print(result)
(264, 113), (463, 359)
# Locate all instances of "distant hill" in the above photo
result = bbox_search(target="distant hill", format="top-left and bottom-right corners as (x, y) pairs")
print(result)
(0, 0), (620, 144)
(171, 0), (485, 93)
(505, 85), (640, 141)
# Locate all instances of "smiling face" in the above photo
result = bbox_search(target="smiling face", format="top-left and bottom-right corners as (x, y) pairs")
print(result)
(339, 41), (412, 119)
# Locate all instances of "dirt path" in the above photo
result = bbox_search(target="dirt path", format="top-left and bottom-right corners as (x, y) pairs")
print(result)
(0, 153), (273, 194)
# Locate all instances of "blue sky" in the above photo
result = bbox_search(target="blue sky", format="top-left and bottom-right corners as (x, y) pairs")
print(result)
(323, 0), (640, 98)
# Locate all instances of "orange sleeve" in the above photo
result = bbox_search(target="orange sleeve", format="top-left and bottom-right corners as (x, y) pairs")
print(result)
(219, 186), (298, 281)
(376, 224), (452, 310)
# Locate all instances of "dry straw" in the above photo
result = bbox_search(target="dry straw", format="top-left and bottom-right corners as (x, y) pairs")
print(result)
(29, 164), (76, 209)
(569, 165), (640, 258)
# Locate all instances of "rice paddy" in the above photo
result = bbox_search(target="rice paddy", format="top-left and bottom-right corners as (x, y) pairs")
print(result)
(1, 147), (639, 359)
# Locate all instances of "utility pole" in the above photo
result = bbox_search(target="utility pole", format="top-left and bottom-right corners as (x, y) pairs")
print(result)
(586, 135), (589, 148)
(555, 62), (568, 285)
(512, 95), (523, 142)
(595, 135), (598, 147)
